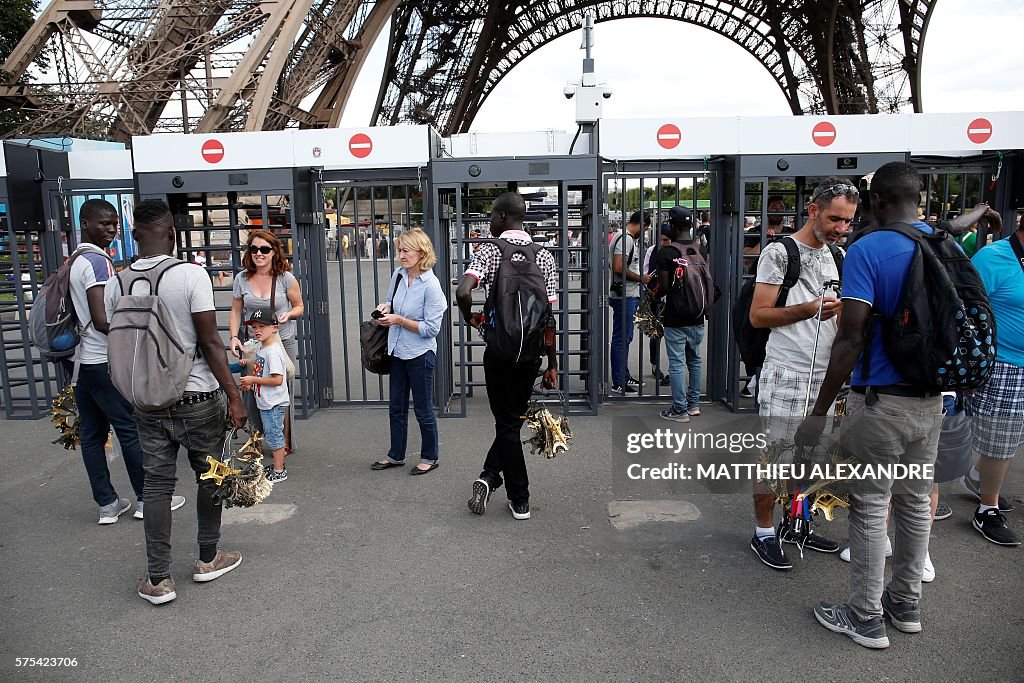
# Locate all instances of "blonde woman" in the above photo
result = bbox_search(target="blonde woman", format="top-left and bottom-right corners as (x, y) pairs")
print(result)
(228, 229), (304, 452)
(371, 229), (448, 475)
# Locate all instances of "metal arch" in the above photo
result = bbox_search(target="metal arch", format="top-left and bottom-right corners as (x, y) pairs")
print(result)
(373, 0), (937, 133)
(445, 0), (815, 132)
(0, 0), (936, 139)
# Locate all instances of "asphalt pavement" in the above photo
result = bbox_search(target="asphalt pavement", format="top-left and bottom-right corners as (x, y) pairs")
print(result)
(1, 399), (1022, 682)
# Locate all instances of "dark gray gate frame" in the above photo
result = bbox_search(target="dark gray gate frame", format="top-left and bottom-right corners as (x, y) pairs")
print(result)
(598, 159), (727, 406)
(0, 178), (135, 419)
(318, 164), (432, 410)
(136, 166), (330, 420)
(430, 154), (603, 418)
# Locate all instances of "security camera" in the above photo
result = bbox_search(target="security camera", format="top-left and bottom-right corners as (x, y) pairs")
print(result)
(563, 84), (576, 100)
(602, 89), (612, 99)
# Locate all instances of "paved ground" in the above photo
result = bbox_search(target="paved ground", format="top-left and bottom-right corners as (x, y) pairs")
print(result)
(1, 399), (1022, 682)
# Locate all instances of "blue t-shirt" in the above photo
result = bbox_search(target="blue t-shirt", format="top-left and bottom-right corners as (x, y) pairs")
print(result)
(842, 222), (934, 386)
(972, 236), (1024, 367)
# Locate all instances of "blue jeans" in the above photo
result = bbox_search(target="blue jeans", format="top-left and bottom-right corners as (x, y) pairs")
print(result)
(259, 404), (287, 451)
(66, 361), (146, 506)
(664, 324), (704, 411)
(609, 296), (640, 386)
(386, 351), (439, 464)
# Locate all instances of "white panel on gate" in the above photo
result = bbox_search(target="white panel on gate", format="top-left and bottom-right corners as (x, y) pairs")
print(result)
(599, 118), (740, 158)
(68, 150), (134, 180)
(0, 153), (5, 178)
(132, 131), (295, 172)
(292, 126), (431, 168)
(909, 112), (1024, 154)
(737, 115), (911, 155)
(444, 131), (589, 157)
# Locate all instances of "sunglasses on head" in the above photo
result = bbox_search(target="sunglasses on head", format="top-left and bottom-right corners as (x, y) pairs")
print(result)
(811, 183), (859, 203)
(248, 245), (273, 255)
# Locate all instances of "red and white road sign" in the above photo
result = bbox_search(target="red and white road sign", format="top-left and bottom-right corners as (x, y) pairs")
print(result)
(201, 139), (224, 164)
(657, 124), (681, 149)
(812, 121), (837, 147)
(967, 118), (993, 145)
(348, 133), (373, 158)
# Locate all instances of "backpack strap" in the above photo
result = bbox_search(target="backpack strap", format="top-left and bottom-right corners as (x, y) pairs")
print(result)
(774, 236), (801, 306)
(827, 243), (844, 279)
(610, 233), (635, 282)
(1007, 231), (1024, 276)
(118, 257), (187, 296)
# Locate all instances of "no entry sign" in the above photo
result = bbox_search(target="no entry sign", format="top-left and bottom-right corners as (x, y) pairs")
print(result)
(967, 118), (993, 145)
(657, 124), (681, 149)
(812, 121), (837, 147)
(201, 139), (224, 164)
(348, 133), (373, 158)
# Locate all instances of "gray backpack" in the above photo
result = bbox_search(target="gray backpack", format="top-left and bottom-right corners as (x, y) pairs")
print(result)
(107, 258), (194, 411)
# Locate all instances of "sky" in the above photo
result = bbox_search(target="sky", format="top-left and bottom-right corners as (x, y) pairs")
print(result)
(339, 0), (1024, 132)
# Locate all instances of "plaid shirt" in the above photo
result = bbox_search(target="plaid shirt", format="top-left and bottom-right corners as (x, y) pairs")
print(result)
(463, 230), (558, 304)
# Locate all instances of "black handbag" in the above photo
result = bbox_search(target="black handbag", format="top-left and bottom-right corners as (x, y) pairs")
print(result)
(360, 273), (401, 375)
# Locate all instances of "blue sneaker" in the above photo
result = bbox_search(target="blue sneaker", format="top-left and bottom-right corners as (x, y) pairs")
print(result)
(659, 406), (690, 423)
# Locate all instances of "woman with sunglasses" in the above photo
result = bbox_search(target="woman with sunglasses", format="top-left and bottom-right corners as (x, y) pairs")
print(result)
(229, 230), (304, 453)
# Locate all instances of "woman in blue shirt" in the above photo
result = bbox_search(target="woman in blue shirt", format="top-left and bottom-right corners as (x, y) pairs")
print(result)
(371, 228), (448, 475)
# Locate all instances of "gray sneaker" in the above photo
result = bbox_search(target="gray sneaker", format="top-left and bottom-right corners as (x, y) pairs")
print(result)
(881, 588), (922, 633)
(814, 602), (890, 649)
(133, 496), (186, 520)
(98, 497), (132, 525)
(192, 549), (242, 583)
(138, 577), (177, 605)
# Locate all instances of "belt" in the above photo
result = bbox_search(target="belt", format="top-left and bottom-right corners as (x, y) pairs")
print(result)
(851, 385), (941, 399)
(175, 391), (220, 406)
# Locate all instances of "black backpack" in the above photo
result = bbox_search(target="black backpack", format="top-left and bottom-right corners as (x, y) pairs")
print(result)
(732, 237), (844, 369)
(854, 222), (996, 391)
(665, 241), (714, 320)
(483, 241), (549, 363)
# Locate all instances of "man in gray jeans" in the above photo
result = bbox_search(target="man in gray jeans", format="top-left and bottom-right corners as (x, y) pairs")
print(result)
(105, 200), (248, 605)
(796, 162), (945, 649)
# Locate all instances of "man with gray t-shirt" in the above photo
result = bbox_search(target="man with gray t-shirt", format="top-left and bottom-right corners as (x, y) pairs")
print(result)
(608, 211), (651, 393)
(746, 177), (859, 571)
(104, 200), (247, 606)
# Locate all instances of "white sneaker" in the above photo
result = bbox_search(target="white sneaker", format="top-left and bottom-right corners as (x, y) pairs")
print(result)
(133, 495), (187, 520)
(922, 552), (935, 583)
(839, 536), (894, 562)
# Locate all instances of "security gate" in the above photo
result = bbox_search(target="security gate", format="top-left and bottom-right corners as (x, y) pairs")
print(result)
(431, 155), (601, 417)
(0, 180), (135, 419)
(137, 167), (330, 420)
(600, 162), (725, 407)
(321, 169), (427, 407)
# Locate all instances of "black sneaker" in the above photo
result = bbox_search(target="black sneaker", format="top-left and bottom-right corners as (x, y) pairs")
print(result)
(961, 474), (1014, 512)
(750, 535), (792, 570)
(652, 369), (666, 382)
(611, 384), (638, 394)
(625, 377), (642, 389)
(468, 479), (491, 516)
(972, 507), (1021, 546)
(781, 530), (840, 553)
(933, 502), (953, 521)
(509, 500), (530, 520)
(740, 382), (754, 399)
(881, 588), (922, 634)
(814, 602), (890, 649)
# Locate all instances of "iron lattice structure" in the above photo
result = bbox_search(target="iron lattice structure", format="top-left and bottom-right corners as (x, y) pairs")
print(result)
(1, 0), (936, 140)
